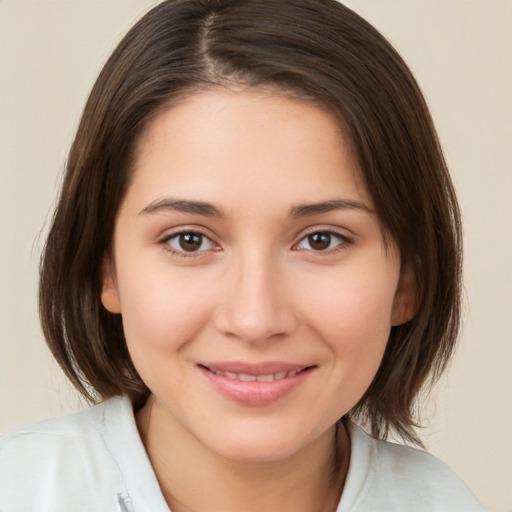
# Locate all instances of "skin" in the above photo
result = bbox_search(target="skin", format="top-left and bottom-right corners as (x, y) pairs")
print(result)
(101, 89), (415, 512)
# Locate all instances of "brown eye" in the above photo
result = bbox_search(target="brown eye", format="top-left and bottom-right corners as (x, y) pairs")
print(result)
(307, 233), (331, 250)
(165, 232), (215, 254)
(296, 231), (347, 252)
(179, 233), (203, 251)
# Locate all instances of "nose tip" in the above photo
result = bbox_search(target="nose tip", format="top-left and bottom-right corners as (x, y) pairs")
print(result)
(215, 310), (294, 344)
(213, 266), (298, 344)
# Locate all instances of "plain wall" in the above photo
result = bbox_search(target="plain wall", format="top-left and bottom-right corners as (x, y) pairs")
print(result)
(0, 1), (510, 510)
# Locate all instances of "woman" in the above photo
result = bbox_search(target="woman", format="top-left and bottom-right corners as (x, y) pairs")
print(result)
(0, 1), (483, 510)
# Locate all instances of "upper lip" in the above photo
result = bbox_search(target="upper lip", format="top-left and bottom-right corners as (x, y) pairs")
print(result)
(198, 361), (314, 376)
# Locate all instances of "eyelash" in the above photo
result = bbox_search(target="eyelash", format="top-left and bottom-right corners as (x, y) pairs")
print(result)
(158, 229), (353, 258)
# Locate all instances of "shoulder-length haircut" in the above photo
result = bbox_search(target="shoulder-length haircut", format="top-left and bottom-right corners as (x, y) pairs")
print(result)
(39, 0), (462, 444)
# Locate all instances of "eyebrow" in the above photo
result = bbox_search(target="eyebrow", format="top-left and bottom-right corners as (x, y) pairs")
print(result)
(139, 197), (373, 218)
(139, 198), (227, 218)
(289, 199), (373, 218)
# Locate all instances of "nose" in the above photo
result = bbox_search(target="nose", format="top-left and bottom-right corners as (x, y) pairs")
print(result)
(213, 252), (299, 344)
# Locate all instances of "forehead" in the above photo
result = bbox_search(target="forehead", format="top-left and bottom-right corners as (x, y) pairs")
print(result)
(128, 89), (371, 214)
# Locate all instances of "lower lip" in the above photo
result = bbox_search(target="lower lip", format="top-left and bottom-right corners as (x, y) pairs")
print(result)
(199, 366), (314, 406)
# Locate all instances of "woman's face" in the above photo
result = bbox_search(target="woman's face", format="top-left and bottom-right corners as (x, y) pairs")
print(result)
(102, 89), (414, 462)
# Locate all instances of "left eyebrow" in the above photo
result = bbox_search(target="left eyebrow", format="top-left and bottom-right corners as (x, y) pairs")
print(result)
(139, 198), (227, 218)
(289, 199), (374, 218)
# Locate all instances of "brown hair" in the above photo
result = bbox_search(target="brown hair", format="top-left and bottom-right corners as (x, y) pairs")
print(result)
(39, 0), (462, 445)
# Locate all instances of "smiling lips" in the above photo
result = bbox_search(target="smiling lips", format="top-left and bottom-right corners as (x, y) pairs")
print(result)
(199, 362), (315, 405)
(208, 367), (301, 381)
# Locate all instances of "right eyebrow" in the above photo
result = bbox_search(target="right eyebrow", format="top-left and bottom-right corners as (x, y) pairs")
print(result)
(138, 198), (227, 218)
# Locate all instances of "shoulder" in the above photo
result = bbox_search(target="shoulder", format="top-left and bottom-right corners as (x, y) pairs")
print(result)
(338, 423), (484, 512)
(0, 396), (130, 511)
(0, 395), (118, 460)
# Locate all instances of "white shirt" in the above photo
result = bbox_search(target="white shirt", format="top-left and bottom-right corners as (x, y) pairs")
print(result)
(0, 395), (483, 511)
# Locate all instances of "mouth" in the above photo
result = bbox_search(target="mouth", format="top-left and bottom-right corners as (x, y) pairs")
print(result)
(198, 363), (314, 382)
(197, 362), (316, 405)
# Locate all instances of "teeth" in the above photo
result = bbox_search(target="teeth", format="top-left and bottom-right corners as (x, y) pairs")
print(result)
(209, 368), (302, 381)
(238, 373), (257, 382)
(256, 374), (274, 382)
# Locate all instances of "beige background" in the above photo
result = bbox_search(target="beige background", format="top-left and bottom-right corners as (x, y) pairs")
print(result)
(0, 1), (510, 510)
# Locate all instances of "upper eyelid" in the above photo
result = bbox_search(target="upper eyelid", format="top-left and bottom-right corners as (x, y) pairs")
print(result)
(294, 230), (349, 245)
(170, 232), (215, 248)
(300, 229), (348, 239)
(158, 228), (220, 254)
(158, 226), (218, 242)
(295, 226), (353, 241)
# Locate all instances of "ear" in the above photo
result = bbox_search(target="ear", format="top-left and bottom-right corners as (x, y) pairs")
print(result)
(391, 264), (418, 326)
(100, 257), (121, 314)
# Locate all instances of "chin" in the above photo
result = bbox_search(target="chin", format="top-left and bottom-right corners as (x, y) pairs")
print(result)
(203, 421), (324, 464)
(216, 440), (300, 463)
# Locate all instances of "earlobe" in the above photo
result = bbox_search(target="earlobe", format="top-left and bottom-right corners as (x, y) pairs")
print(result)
(101, 257), (121, 314)
(391, 265), (418, 326)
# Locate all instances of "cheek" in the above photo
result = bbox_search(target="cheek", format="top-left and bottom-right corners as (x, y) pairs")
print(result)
(302, 274), (396, 416)
(299, 262), (398, 363)
(116, 263), (216, 355)
(307, 281), (395, 333)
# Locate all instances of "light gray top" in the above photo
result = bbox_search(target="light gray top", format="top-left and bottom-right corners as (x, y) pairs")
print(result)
(0, 395), (483, 512)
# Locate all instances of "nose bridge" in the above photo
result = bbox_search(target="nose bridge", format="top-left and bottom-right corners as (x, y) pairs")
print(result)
(214, 246), (297, 343)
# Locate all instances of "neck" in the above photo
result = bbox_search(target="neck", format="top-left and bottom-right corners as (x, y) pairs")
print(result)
(136, 395), (350, 512)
